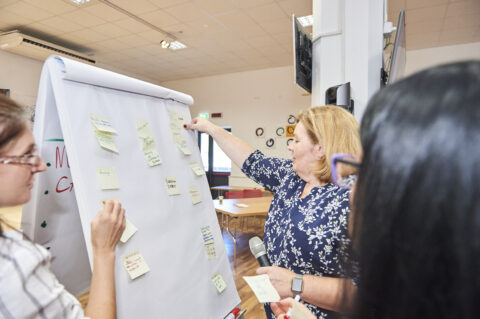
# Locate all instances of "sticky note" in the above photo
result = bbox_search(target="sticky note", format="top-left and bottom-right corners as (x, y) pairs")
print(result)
(200, 226), (214, 244)
(243, 275), (281, 303)
(94, 130), (119, 153)
(97, 167), (120, 190)
(135, 120), (162, 167)
(189, 162), (205, 176)
(90, 114), (117, 134)
(120, 219), (137, 243)
(211, 272), (227, 294)
(171, 131), (185, 145)
(290, 302), (309, 319)
(177, 144), (192, 156)
(123, 251), (150, 280)
(205, 242), (216, 260)
(144, 150), (162, 167)
(188, 186), (201, 204)
(165, 177), (180, 195)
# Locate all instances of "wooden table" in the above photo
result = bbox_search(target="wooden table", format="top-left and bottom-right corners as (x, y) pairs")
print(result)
(211, 185), (271, 197)
(214, 196), (273, 264)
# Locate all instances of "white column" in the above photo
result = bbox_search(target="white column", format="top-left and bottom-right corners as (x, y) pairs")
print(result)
(312, 0), (384, 121)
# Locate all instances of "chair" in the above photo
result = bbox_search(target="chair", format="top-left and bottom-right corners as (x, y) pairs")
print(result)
(225, 191), (244, 199)
(243, 189), (262, 198)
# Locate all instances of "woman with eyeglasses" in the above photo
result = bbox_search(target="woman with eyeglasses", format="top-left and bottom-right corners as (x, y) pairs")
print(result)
(272, 61), (480, 319)
(0, 94), (125, 318)
(185, 106), (361, 318)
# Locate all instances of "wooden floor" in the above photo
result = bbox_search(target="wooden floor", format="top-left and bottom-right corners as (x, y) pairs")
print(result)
(221, 216), (267, 319)
(1, 206), (267, 319)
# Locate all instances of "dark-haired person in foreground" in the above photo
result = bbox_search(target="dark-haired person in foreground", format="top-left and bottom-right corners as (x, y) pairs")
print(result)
(0, 94), (126, 318)
(272, 60), (480, 319)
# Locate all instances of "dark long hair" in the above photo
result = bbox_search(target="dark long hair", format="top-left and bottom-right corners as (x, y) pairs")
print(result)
(352, 61), (480, 319)
(0, 94), (29, 236)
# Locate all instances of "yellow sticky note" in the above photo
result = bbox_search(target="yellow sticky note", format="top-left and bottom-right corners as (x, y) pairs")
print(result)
(144, 150), (162, 167)
(243, 275), (281, 303)
(177, 144), (191, 156)
(96, 167), (120, 190)
(291, 302), (309, 319)
(165, 177), (180, 195)
(120, 219), (137, 243)
(94, 130), (119, 153)
(171, 131), (185, 145)
(200, 226), (214, 244)
(90, 114), (117, 134)
(188, 186), (201, 204)
(189, 162), (205, 176)
(135, 120), (162, 166)
(123, 251), (150, 280)
(211, 272), (227, 294)
(205, 242), (216, 260)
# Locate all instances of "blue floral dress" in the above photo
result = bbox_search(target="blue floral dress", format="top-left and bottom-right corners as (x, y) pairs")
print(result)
(242, 150), (352, 319)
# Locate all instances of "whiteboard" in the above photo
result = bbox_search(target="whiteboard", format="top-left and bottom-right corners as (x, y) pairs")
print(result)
(23, 56), (240, 319)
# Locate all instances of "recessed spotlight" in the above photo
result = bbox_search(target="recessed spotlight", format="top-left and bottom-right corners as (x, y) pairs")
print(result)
(160, 40), (170, 49)
(297, 15), (313, 27)
(169, 41), (187, 50)
(69, 0), (90, 4)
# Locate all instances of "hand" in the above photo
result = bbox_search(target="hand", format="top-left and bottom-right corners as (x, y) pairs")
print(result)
(183, 117), (217, 135)
(256, 266), (296, 298)
(91, 200), (126, 256)
(271, 298), (316, 319)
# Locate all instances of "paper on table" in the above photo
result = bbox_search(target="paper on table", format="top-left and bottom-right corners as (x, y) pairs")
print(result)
(188, 186), (201, 204)
(235, 203), (249, 208)
(189, 162), (205, 176)
(165, 177), (180, 195)
(211, 272), (227, 294)
(96, 167), (120, 190)
(90, 114), (117, 134)
(120, 219), (137, 243)
(123, 251), (150, 280)
(243, 274), (280, 303)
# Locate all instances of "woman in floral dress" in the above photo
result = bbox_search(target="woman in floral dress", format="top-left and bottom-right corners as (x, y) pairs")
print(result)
(185, 105), (361, 318)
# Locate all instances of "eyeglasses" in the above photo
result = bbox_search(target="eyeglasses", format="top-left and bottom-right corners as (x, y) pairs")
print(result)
(331, 153), (361, 190)
(0, 153), (42, 166)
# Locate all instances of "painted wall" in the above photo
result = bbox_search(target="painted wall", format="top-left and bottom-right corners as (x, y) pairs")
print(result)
(0, 50), (43, 116)
(405, 42), (480, 76)
(162, 66), (311, 187)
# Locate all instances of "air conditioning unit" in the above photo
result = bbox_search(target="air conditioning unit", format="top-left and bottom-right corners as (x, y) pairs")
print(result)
(0, 30), (95, 64)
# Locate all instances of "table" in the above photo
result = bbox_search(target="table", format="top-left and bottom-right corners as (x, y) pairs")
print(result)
(214, 196), (273, 264)
(211, 185), (271, 197)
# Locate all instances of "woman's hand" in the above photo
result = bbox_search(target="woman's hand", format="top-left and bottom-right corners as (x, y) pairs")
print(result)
(271, 298), (316, 319)
(184, 117), (217, 135)
(256, 266), (296, 298)
(90, 200), (126, 256)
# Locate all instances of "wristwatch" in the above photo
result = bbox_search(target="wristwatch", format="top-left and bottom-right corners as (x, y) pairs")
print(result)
(291, 273), (303, 298)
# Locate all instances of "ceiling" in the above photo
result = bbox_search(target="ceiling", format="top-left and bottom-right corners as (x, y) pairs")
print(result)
(0, 0), (478, 83)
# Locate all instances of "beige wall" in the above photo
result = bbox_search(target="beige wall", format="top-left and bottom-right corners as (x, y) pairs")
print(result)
(406, 42), (480, 76)
(162, 66), (311, 187)
(0, 50), (43, 115)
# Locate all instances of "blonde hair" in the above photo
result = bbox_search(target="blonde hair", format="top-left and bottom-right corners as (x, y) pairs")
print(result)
(297, 105), (361, 183)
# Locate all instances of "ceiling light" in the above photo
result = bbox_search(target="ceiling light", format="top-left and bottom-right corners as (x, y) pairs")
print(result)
(298, 15), (313, 27)
(160, 40), (170, 49)
(69, 0), (90, 4)
(169, 41), (187, 50)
